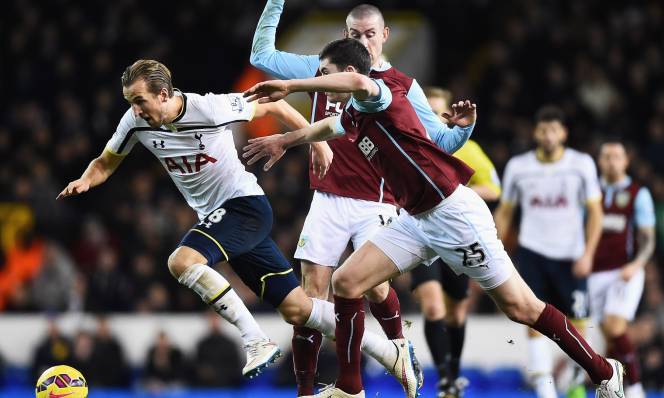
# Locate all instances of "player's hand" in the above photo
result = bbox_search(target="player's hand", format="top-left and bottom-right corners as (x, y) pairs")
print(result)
(311, 142), (333, 179)
(620, 261), (641, 281)
(443, 100), (477, 127)
(572, 253), (593, 278)
(243, 134), (287, 171)
(243, 80), (291, 104)
(56, 178), (91, 199)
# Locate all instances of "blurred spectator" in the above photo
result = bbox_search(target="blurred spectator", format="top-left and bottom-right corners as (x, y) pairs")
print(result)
(31, 319), (72, 382)
(84, 246), (131, 312)
(29, 242), (80, 312)
(91, 316), (129, 387)
(143, 331), (186, 392)
(70, 330), (96, 383)
(192, 311), (243, 387)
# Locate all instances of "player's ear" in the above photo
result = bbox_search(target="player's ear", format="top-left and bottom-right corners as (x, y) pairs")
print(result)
(343, 27), (350, 38)
(382, 26), (390, 42)
(345, 65), (357, 73)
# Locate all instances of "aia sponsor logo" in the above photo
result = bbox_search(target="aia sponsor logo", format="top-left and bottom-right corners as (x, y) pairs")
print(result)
(529, 195), (568, 208)
(164, 154), (218, 174)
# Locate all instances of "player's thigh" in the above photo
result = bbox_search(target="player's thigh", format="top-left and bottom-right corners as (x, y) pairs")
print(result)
(300, 260), (334, 299)
(349, 199), (398, 250)
(421, 186), (515, 291)
(604, 267), (645, 322)
(230, 236), (300, 309)
(294, 191), (352, 268)
(333, 241), (404, 298)
(549, 257), (588, 319)
(588, 270), (616, 323)
(179, 195), (273, 269)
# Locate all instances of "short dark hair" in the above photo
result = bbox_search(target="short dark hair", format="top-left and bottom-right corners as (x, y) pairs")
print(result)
(319, 38), (372, 75)
(535, 105), (566, 125)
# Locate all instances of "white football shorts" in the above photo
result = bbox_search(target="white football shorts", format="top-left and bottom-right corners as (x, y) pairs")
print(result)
(294, 190), (398, 267)
(588, 267), (645, 322)
(369, 185), (515, 290)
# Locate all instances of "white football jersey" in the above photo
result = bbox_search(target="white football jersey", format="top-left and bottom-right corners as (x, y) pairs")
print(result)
(501, 149), (601, 260)
(105, 90), (263, 220)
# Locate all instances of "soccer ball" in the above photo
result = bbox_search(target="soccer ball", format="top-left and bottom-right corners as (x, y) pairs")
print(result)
(35, 365), (88, 398)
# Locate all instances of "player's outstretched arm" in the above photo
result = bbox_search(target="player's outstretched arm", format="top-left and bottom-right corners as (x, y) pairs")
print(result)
(244, 73), (379, 104)
(250, 0), (319, 80)
(242, 116), (339, 171)
(254, 99), (333, 178)
(56, 149), (124, 199)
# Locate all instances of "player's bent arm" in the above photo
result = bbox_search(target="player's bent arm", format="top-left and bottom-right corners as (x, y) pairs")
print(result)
(631, 226), (656, 269)
(583, 199), (604, 259)
(287, 73), (379, 100)
(250, 0), (319, 80)
(57, 148), (124, 199)
(407, 80), (473, 154)
(243, 116), (339, 171)
(254, 100), (333, 177)
(493, 201), (515, 241)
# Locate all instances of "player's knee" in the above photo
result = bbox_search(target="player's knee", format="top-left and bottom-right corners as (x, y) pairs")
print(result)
(502, 297), (542, 325)
(445, 299), (469, 326)
(332, 270), (362, 298)
(601, 316), (628, 338)
(167, 252), (187, 278)
(280, 305), (308, 326)
(421, 301), (445, 321)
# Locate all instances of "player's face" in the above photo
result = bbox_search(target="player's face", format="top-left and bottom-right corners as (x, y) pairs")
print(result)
(123, 79), (168, 128)
(427, 97), (450, 122)
(319, 58), (352, 103)
(599, 143), (629, 180)
(534, 120), (567, 153)
(345, 14), (389, 67)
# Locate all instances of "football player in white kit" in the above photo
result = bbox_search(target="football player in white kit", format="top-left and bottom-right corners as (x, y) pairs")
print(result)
(494, 105), (604, 398)
(57, 60), (422, 387)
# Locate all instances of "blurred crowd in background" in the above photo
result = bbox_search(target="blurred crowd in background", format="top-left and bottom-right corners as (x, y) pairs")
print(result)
(2, 0), (664, 390)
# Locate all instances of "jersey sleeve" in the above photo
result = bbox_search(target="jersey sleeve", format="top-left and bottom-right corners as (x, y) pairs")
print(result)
(461, 141), (502, 196)
(105, 108), (139, 156)
(333, 115), (346, 136)
(350, 79), (392, 113)
(580, 154), (602, 203)
(406, 79), (473, 154)
(634, 187), (656, 228)
(500, 158), (519, 205)
(249, 0), (320, 79)
(207, 93), (257, 125)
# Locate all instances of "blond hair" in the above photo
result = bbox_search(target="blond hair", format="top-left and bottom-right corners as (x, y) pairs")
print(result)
(121, 59), (174, 97)
(423, 86), (453, 103)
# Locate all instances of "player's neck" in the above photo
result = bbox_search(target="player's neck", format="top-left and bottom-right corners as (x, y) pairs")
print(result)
(603, 173), (627, 185)
(535, 147), (564, 163)
(164, 95), (184, 124)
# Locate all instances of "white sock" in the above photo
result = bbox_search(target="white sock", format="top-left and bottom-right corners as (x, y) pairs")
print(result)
(305, 297), (396, 365)
(178, 263), (267, 344)
(528, 335), (557, 398)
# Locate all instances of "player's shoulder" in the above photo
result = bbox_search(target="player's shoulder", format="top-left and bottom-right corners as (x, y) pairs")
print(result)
(371, 63), (413, 89)
(186, 91), (249, 125)
(565, 148), (596, 168)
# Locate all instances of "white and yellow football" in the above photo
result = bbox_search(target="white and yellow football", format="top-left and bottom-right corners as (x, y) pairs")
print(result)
(35, 365), (88, 398)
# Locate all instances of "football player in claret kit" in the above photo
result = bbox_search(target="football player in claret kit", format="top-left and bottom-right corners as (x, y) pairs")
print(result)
(590, 142), (655, 398)
(494, 106), (604, 398)
(243, 38), (626, 398)
(410, 86), (502, 397)
(251, 3), (472, 395)
(57, 59), (421, 387)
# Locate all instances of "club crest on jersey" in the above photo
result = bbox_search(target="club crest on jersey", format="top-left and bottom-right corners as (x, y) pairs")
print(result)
(230, 95), (244, 113)
(298, 235), (308, 248)
(194, 133), (205, 150)
(615, 191), (631, 208)
(358, 136), (378, 160)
